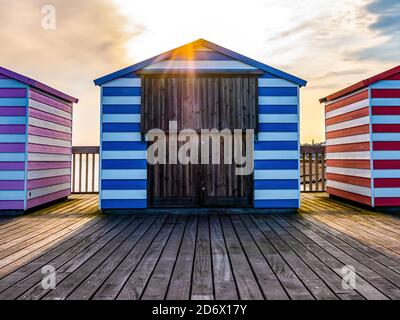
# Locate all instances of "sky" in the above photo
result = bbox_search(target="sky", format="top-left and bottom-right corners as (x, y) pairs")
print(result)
(0, 0), (399, 145)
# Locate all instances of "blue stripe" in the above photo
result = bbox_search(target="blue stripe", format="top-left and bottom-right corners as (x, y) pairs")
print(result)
(102, 123), (141, 132)
(101, 199), (147, 209)
(102, 179), (147, 190)
(254, 160), (298, 170)
(103, 87), (141, 96)
(258, 87), (298, 97)
(254, 180), (298, 190)
(254, 199), (298, 208)
(259, 105), (297, 114)
(102, 141), (147, 151)
(260, 73), (278, 79)
(102, 159), (147, 169)
(259, 124), (298, 132)
(254, 141), (298, 150)
(122, 74), (139, 78)
(103, 105), (141, 114)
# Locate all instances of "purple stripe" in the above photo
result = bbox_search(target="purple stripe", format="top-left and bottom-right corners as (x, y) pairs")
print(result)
(28, 175), (70, 189)
(28, 161), (71, 170)
(0, 88), (26, 98)
(0, 200), (24, 210)
(0, 143), (25, 152)
(30, 90), (73, 113)
(26, 189), (70, 209)
(0, 180), (24, 190)
(0, 125), (25, 134)
(0, 107), (26, 116)
(30, 108), (72, 127)
(28, 126), (71, 141)
(0, 162), (25, 170)
(28, 143), (71, 154)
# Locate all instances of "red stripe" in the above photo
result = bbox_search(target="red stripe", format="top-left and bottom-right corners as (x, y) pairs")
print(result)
(326, 124), (369, 139)
(326, 107), (369, 126)
(326, 142), (370, 153)
(326, 159), (370, 169)
(375, 197), (400, 206)
(371, 89), (400, 98)
(28, 161), (71, 170)
(28, 125), (72, 141)
(27, 175), (70, 189)
(325, 90), (368, 112)
(374, 178), (400, 188)
(386, 74), (400, 80)
(372, 106), (400, 115)
(26, 189), (70, 209)
(29, 108), (72, 127)
(373, 141), (400, 150)
(30, 90), (72, 113)
(373, 124), (400, 133)
(327, 173), (371, 187)
(374, 160), (400, 169)
(327, 187), (371, 206)
(28, 143), (71, 154)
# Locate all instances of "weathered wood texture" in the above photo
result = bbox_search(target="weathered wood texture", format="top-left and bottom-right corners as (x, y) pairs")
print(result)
(0, 193), (399, 300)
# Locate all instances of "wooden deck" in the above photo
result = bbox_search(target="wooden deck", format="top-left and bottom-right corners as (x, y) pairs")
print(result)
(0, 193), (400, 300)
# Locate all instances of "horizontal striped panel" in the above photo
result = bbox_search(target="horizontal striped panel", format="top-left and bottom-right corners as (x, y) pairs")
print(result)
(0, 79), (27, 88)
(102, 132), (141, 142)
(258, 87), (297, 97)
(374, 170), (400, 178)
(103, 87), (141, 96)
(0, 180), (24, 190)
(27, 175), (70, 189)
(254, 150), (298, 160)
(326, 159), (370, 169)
(326, 107), (369, 126)
(0, 98), (27, 106)
(102, 114), (140, 123)
(326, 151), (370, 160)
(28, 135), (71, 147)
(102, 189), (147, 200)
(26, 189), (70, 209)
(101, 180), (147, 190)
(258, 78), (297, 88)
(326, 142), (370, 153)
(375, 188), (400, 197)
(326, 124), (369, 139)
(102, 159), (147, 169)
(259, 96), (298, 105)
(259, 114), (297, 124)
(0, 200), (24, 210)
(27, 182), (70, 199)
(327, 180), (371, 197)
(371, 89), (400, 98)
(373, 142), (400, 150)
(102, 141), (147, 151)
(0, 143), (25, 152)
(102, 169), (147, 180)
(374, 179), (400, 188)
(102, 151), (147, 160)
(30, 108), (71, 127)
(102, 123), (141, 132)
(28, 168), (71, 180)
(28, 161), (70, 170)
(327, 187), (371, 206)
(28, 153), (71, 161)
(257, 132), (298, 141)
(372, 106), (400, 115)
(0, 162), (25, 170)
(374, 151), (400, 160)
(143, 60), (258, 70)
(0, 125), (25, 135)
(325, 99), (369, 119)
(254, 160), (298, 170)
(0, 190), (25, 200)
(0, 153), (25, 161)
(254, 170), (298, 180)
(326, 173), (370, 187)
(30, 90), (72, 113)
(102, 78), (141, 87)
(254, 180), (298, 189)
(0, 171), (24, 180)
(254, 199), (298, 208)
(0, 116), (26, 125)
(259, 105), (297, 114)
(326, 116), (369, 132)
(370, 80), (400, 89)
(259, 123), (298, 132)
(101, 199), (146, 209)
(372, 98), (400, 106)
(29, 99), (72, 120)
(254, 141), (298, 151)
(29, 117), (71, 134)
(375, 197), (400, 206)
(254, 189), (298, 200)
(102, 105), (141, 114)
(0, 107), (26, 116)
(102, 96), (141, 105)
(374, 160), (400, 169)
(326, 166), (371, 178)
(0, 88), (26, 98)
(0, 134), (26, 143)
(326, 134), (370, 146)
(325, 90), (369, 112)
(28, 126), (71, 141)
(28, 144), (71, 155)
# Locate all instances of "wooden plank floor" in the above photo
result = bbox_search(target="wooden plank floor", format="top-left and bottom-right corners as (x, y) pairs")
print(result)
(0, 193), (399, 300)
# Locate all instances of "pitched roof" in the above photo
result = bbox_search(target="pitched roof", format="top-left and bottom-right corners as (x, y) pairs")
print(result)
(94, 38), (307, 87)
(320, 65), (400, 103)
(0, 66), (78, 103)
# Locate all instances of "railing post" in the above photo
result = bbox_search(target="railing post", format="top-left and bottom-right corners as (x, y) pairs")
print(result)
(71, 146), (100, 194)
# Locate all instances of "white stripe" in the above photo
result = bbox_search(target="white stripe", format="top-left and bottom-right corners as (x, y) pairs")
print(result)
(102, 78), (141, 87)
(325, 99), (369, 119)
(102, 169), (147, 180)
(254, 150), (299, 160)
(28, 135), (71, 147)
(102, 96), (141, 105)
(254, 190), (298, 200)
(28, 153), (71, 162)
(326, 116), (369, 132)
(102, 150), (147, 160)
(373, 151), (400, 160)
(259, 114), (297, 124)
(373, 133), (400, 141)
(0, 190), (25, 200)
(327, 181), (371, 197)
(259, 96), (298, 105)
(0, 134), (26, 143)
(29, 117), (71, 134)
(258, 78), (297, 87)
(102, 114), (140, 123)
(326, 166), (371, 178)
(374, 170), (400, 178)
(258, 132), (298, 141)
(28, 168), (71, 180)
(254, 170), (298, 180)
(375, 188), (400, 198)
(0, 116), (25, 124)
(144, 60), (257, 70)
(0, 79), (27, 88)
(371, 98), (400, 106)
(370, 81), (400, 89)
(325, 88), (367, 106)
(0, 171), (25, 180)
(326, 134), (370, 146)
(372, 115), (400, 124)
(28, 182), (71, 199)
(102, 132), (142, 142)
(0, 153), (25, 161)
(326, 152), (370, 160)
(101, 190), (147, 200)
(29, 99), (72, 120)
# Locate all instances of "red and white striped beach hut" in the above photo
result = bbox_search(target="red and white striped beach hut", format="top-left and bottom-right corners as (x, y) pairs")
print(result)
(320, 65), (400, 207)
